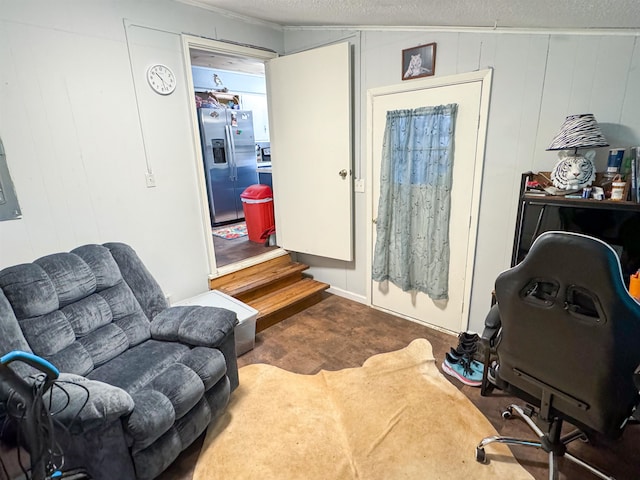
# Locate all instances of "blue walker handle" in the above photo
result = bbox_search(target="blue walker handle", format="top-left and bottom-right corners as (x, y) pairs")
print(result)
(0, 351), (59, 380)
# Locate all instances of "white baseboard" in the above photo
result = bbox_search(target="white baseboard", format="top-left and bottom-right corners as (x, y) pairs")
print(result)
(326, 286), (367, 305)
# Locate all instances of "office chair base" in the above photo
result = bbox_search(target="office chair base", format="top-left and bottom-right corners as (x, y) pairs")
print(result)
(475, 404), (616, 480)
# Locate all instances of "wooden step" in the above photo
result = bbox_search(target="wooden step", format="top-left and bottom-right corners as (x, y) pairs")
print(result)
(209, 254), (330, 333)
(209, 255), (292, 291)
(225, 263), (310, 303)
(213, 261), (309, 302)
(248, 278), (330, 333)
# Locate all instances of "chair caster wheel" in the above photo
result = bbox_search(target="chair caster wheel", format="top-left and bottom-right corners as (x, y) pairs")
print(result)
(475, 447), (487, 464)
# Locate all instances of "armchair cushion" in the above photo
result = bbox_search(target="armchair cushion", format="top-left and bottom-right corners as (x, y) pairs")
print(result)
(50, 373), (134, 433)
(126, 390), (175, 450)
(179, 347), (227, 390)
(146, 363), (204, 419)
(151, 305), (237, 347)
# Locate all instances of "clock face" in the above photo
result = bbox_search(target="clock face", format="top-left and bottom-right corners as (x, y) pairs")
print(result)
(146, 64), (176, 95)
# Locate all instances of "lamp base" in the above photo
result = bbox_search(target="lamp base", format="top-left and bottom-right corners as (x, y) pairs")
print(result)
(550, 150), (596, 190)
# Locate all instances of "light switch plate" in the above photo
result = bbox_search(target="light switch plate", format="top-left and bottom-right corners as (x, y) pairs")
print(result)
(145, 172), (156, 188)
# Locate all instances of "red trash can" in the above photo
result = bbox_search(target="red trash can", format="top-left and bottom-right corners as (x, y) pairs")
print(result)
(240, 184), (275, 243)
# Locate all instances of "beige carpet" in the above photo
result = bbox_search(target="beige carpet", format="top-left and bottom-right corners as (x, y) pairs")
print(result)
(194, 339), (534, 479)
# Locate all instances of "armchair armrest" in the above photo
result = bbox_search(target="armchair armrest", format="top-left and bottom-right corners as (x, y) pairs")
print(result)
(150, 305), (237, 348)
(50, 373), (134, 433)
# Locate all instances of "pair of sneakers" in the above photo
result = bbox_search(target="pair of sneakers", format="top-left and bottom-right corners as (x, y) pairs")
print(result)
(441, 332), (484, 387)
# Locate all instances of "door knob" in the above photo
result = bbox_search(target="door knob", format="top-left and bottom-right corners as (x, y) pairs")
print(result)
(339, 169), (348, 179)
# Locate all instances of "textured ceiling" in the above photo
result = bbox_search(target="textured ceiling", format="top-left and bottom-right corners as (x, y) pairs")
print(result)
(179, 0), (640, 29)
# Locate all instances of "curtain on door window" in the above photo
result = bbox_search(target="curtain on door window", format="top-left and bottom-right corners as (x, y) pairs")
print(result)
(372, 104), (458, 300)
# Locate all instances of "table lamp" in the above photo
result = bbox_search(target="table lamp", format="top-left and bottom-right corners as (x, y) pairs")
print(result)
(547, 114), (609, 189)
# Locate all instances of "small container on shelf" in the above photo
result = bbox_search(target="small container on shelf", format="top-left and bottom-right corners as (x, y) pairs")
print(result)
(592, 186), (605, 200)
(610, 175), (627, 201)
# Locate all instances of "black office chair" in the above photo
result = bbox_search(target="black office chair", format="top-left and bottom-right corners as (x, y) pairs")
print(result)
(476, 231), (640, 480)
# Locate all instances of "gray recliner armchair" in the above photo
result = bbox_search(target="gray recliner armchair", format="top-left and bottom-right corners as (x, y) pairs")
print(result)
(0, 242), (239, 479)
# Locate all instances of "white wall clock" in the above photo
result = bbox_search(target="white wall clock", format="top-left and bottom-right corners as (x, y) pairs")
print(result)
(146, 64), (176, 95)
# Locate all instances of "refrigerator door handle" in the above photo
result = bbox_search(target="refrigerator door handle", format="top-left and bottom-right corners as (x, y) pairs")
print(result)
(230, 127), (238, 181)
(224, 125), (233, 180)
(225, 124), (238, 180)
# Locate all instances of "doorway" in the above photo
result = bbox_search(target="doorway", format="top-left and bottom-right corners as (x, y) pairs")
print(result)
(367, 70), (492, 333)
(182, 36), (283, 272)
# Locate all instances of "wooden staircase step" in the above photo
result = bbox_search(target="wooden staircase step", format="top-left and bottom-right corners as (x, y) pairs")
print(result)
(248, 278), (330, 333)
(214, 261), (310, 301)
(208, 255), (292, 291)
(208, 253), (330, 333)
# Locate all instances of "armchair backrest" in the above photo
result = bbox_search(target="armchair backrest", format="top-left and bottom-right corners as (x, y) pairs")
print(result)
(0, 243), (168, 378)
(495, 231), (640, 437)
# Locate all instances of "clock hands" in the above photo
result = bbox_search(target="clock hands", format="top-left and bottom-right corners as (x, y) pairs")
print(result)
(154, 71), (168, 88)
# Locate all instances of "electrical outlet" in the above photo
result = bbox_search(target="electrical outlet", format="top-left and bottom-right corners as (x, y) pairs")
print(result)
(354, 178), (365, 192)
(145, 172), (156, 188)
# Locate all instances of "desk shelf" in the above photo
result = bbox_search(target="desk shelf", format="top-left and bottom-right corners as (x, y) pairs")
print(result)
(513, 172), (640, 277)
(523, 194), (640, 211)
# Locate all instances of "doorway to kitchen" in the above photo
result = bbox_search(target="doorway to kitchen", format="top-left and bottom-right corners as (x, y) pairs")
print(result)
(183, 37), (283, 272)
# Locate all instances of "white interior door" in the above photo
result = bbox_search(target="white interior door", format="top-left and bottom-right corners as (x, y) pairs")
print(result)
(266, 42), (353, 261)
(368, 71), (492, 333)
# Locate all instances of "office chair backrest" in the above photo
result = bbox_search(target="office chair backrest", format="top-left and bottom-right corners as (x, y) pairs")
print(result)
(495, 231), (640, 437)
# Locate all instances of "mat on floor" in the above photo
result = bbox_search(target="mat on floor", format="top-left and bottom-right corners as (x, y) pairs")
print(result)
(194, 338), (534, 480)
(211, 223), (247, 239)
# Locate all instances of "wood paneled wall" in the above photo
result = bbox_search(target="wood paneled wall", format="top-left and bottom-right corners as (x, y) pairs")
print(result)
(288, 28), (640, 332)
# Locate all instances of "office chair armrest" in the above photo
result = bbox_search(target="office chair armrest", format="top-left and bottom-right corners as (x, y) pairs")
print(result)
(482, 304), (501, 345)
(480, 304), (502, 397)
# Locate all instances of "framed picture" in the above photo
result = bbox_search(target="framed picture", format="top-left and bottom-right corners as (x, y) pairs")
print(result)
(402, 43), (436, 81)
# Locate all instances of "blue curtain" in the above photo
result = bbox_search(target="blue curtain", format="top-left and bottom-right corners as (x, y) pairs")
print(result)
(372, 104), (458, 300)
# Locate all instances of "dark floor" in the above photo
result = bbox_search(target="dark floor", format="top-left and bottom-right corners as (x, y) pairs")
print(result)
(159, 293), (640, 480)
(212, 224), (278, 267)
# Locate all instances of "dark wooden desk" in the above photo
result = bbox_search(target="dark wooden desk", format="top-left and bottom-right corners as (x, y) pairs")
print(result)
(512, 172), (640, 278)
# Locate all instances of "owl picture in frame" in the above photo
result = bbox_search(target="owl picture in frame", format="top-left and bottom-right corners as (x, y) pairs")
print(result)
(551, 150), (596, 190)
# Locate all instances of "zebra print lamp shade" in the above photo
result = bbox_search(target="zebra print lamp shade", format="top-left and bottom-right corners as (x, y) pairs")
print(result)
(547, 114), (609, 151)
(547, 114), (609, 190)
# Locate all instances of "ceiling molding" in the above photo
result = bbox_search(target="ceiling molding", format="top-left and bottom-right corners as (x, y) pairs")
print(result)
(282, 25), (640, 36)
(175, 0), (284, 31)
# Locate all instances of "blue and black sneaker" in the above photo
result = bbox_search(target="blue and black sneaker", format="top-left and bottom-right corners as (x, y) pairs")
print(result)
(448, 347), (484, 374)
(442, 352), (483, 387)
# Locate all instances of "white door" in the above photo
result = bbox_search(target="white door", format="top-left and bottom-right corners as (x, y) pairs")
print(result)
(368, 71), (492, 333)
(266, 42), (353, 261)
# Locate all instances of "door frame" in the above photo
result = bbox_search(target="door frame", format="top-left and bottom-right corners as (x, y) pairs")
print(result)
(365, 69), (493, 332)
(181, 35), (286, 278)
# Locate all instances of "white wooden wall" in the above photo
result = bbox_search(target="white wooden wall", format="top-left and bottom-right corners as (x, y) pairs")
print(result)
(0, 0), (283, 302)
(286, 28), (640, 332)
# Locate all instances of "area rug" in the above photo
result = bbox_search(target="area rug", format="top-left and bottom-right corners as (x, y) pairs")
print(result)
(211, 222), (247, 239)
(194, 339), (534, 480)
